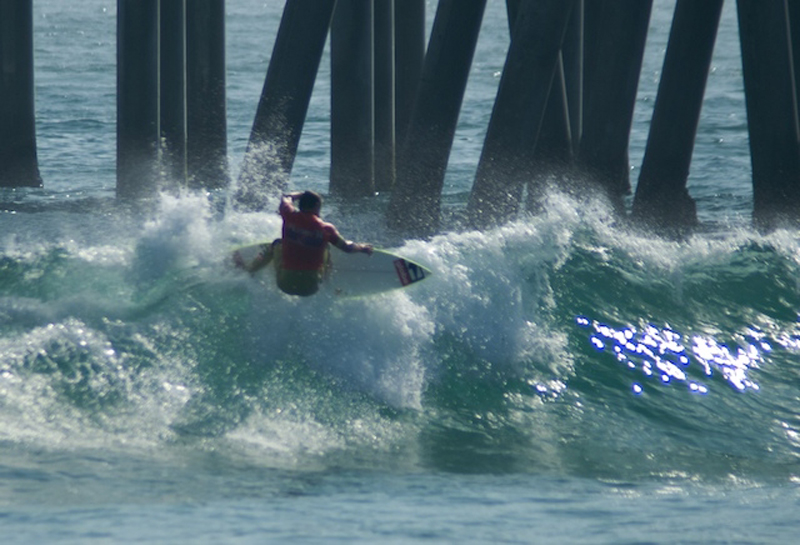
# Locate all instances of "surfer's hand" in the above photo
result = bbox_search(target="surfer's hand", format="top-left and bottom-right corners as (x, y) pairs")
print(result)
(338, 239), (373, 255)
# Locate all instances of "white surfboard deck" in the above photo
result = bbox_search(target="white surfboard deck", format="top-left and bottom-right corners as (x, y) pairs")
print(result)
(232, 241), (432, 297)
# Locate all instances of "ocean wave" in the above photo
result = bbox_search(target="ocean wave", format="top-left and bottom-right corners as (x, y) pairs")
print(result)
(1, 192), (799, 480)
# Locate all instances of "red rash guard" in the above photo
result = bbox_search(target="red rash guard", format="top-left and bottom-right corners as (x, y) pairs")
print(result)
(279, 199), (342, 271)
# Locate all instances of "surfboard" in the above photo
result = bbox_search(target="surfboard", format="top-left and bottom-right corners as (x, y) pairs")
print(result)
(231, 241), (432, 297)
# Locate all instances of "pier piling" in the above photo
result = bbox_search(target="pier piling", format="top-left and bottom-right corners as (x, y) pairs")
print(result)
(387, 0), (487, 237)
(394, 0), (426, 152)
(524, 2), (584, 214)
(374, 0), (396, 193)
(0, 0), (42, 188)
(577, 0), (652, 214)
(160, 0), (188, 190)
(237, 0), (336, 207)
(738, 0), (800, 231)
(330, 0), (376, 197)
(632, 0), (723, 236)
(116, 0), (160, 200)
(186, 0), (229, 190)
(8, 0), (800, 235)
(467, 0), (576, 229)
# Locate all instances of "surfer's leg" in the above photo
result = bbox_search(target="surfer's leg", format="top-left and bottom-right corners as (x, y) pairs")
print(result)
(247, 241), (278, 273)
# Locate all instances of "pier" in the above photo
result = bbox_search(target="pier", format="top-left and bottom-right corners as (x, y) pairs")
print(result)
(3, 1), (800, 236)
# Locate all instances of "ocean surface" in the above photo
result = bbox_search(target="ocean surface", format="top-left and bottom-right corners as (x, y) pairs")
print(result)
(2, 0), (800, 543)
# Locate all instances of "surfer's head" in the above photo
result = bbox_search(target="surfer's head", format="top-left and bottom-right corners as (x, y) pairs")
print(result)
(298, 190), (322, 215)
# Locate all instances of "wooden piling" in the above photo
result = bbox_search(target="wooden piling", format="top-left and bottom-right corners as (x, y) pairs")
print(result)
(116, 0), (160, 199)
(632, 0), (723, 236)
(0, 0), (42, 188)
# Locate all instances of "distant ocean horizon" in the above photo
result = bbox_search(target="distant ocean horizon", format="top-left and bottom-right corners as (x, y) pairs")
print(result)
(2, 1), (800, 543)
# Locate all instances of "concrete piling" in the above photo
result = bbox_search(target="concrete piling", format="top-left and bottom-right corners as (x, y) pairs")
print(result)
(5, 0), (800, 234)
(330, 0), (375, 198)
(186, 0), (229, 190)
(116, 0), (160, 200)
(578, 0), (652, 215)
(467, 0), (576, 229)
(160, 0), (188, 190)
(237, 0), (336, 206)
(738, 0), (800, 231)
(394, 0), (425, 151)
(0, 0), (41, 188)
(387, 0), (487, 237)
(374, 0), (396, 193)
(631, 0), (724, 237)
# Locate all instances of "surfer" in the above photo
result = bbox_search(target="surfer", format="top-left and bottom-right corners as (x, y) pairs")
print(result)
(246, 190), (373, 296)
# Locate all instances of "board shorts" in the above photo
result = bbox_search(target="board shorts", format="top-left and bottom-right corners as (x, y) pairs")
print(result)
(273, 243), (331, 297)
(276, 267), (322, 296)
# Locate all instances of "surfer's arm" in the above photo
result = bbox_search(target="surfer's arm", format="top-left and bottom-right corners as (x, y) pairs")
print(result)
(280, 192), (302, 213)
(332, 233), (373, 255)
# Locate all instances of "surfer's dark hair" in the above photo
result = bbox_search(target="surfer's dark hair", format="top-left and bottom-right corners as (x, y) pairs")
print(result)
(299, 190), (322, 212)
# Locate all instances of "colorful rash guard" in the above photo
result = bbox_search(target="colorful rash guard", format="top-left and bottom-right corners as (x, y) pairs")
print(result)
(279, 199), (342, 271)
